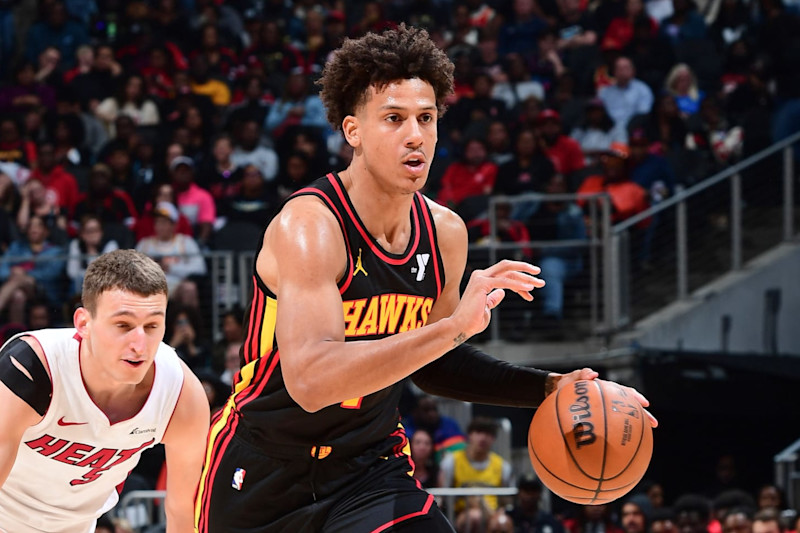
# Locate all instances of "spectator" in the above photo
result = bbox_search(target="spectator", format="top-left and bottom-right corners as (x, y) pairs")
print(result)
(564, 505), (625, 533)
(468, 201), (533, 261)
(628, 129), (675, 205)
(140, 45), (178, 100)
(753, 509), (783, 533)
(493, 129), (555, 203)
(666, 63), (705, 117)
(0, 60), (56, 114)
(603, 0), (659, 51)
(530, 29), (567, 92)
(94, 74), (160, 136)
(24, 0), (89, 69)
(171, 156), (216, 246)
(225, 75), (271, 131)
(29, 140), (79, 215)
(62, 44), (94, 84)
(165, 303), (212, 372)
(497, 0), (549, 56)
(446, 72), (508, 138)
(629, 93), (688, 155)
(274, 152), (313, 200)
(231, 119), (279, 183)
(0, 216), (65, 323)
(622, 494), (655, 533)
(599, 56), (655, 134)
(652, 508), (680, 533)
(659, 0), (708, 45)
(219, 341), (243, 386)
(528, 174), (587, 325)
(16, 178), (68, 239)
(722, 508), (754, 533)
(189, 55), (231, 107)
(440, 417), (512, 513)
(66, 214), (119, 296)
(402, 395), (467, 462)
(71, 163), (138, 233)
(219, 164), (275, 226)
(35, 46), (63, 89)
(492, 53), (546, 113)
(571, 98), (628, 165)
(410, 428), (443, 489)
(211, 306), (244, 374)
(198, 134), (243, 205)
(624, 14), (676, 94)
(486, 121), (514, 166)
(135, 201), (207, 295)
(0, 116), (36, 171)
(577, 143), (649, 223)
(686, 96), (743, 166)
(66, 44), (122, 112)
(756, 486), (785, 512)
(265, 71), (328, 141)
(49, 113), (88, 168)
(190, 23), (239, 79)
(555, 0), (598, 52)
(507, 474), (566, 533)
(436, 137), (498, 222)
(26, 297), (55, 330)
(133, 182), (193, 242)
(538, 109), (586, 179)
(674, 494), (713, 533)
(53, 88), (108, 159)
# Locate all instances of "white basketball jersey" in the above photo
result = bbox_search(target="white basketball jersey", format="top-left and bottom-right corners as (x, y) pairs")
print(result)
(0, 328), (184, 533)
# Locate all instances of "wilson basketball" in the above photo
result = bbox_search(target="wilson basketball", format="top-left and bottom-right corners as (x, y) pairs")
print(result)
(528, 380), (653, 505)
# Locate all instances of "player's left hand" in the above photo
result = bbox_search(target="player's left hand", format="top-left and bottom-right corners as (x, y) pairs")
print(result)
(552, 368), (658, 428)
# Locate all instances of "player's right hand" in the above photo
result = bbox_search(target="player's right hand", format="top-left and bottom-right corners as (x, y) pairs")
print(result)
(453, 259), (545, 338)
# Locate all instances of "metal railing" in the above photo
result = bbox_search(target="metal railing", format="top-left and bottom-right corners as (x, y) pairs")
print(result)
(606, 131), (800, 330)
(468, 192), (611, 341)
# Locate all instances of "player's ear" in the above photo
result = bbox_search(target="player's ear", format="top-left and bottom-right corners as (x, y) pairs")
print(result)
(341, 115), (360, 148)
(73, 306), (90, 337)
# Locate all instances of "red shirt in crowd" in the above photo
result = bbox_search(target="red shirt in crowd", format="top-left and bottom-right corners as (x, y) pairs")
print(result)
(545, 136), (586, 176)
(31, 165), (79, 214)
(436, 161), (498, 209)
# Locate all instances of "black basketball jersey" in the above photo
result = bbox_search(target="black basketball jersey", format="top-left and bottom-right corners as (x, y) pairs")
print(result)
(230, 172), (446, 454)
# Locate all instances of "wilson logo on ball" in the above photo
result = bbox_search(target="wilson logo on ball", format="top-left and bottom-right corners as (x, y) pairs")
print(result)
(569, 381), (596, 449)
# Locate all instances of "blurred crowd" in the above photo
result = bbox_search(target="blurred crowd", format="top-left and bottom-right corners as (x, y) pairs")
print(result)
(1, 1), (799, 526)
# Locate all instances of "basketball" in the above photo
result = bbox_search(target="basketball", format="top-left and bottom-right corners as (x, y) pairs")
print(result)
(527, 380), (653, 505)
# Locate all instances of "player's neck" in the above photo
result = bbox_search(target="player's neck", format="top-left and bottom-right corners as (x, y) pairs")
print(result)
(340, 168), (415, 254)
(79, 345), (153, 423)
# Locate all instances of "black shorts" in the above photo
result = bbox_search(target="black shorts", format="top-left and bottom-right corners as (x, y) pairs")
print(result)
(195, 416), (454, 533)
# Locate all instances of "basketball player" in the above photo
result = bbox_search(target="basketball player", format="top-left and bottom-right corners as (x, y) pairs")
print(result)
(0, 250), (210, 533)
(196, 25), (656, 532)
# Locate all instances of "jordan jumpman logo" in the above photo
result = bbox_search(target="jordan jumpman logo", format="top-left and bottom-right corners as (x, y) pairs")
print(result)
(354, 248), (368, 277)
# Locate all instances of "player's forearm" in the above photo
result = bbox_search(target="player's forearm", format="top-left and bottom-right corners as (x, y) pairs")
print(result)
(411, 343), (554, 408)
(283, 317), (465, 413)
(164, 503), (195, 533)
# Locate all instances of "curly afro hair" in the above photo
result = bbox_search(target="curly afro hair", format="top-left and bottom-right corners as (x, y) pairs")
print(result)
(318, 24), (455, 131)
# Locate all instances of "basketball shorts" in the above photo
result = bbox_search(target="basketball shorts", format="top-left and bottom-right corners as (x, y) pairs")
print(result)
(195, 423), (454, 533)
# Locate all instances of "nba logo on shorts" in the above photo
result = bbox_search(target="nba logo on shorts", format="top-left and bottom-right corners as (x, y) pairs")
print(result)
(232, 468), (246, 490)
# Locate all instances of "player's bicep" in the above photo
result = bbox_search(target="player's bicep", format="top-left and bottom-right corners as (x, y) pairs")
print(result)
(0, 337), (49, 486)
(265, 201), (347, 375)
(0, 337), (51, 418)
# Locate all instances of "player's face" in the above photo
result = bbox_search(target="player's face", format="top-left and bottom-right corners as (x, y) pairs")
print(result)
(348, 78), (438, 194)
(77, 289), (168, 385)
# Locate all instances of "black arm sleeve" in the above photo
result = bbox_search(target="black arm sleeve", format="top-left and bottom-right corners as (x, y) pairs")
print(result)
(0, 337), (52, 416)
(410, 343), (551, 408)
